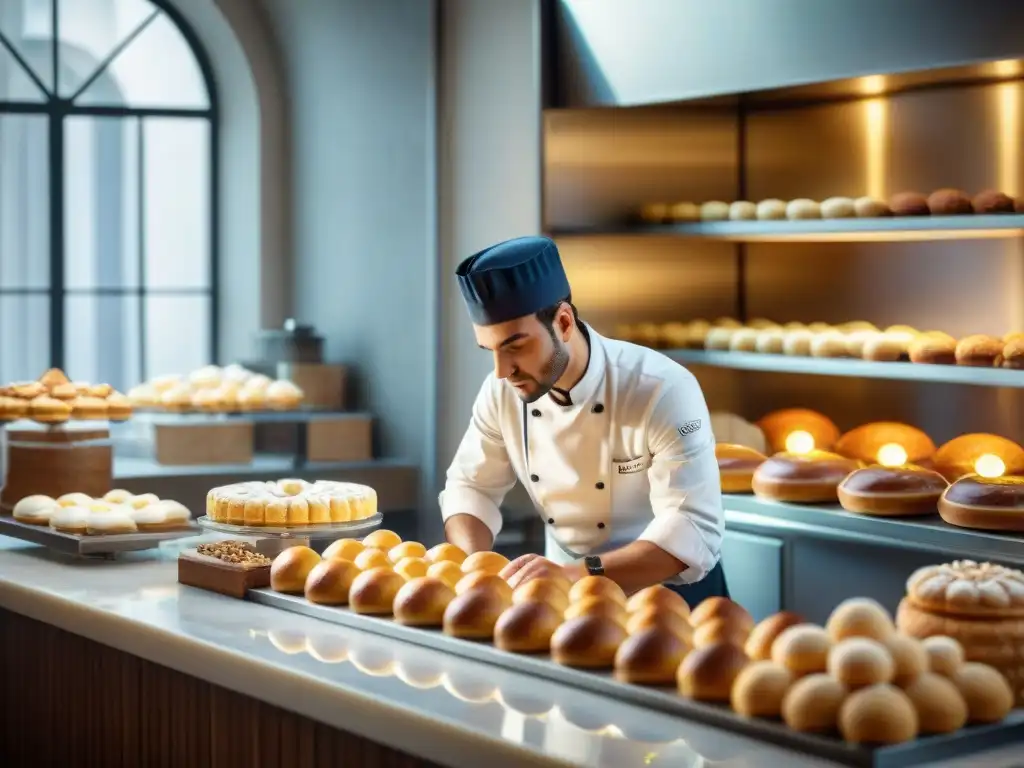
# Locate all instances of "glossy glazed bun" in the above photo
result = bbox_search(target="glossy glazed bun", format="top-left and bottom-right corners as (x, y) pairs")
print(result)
(426, 560), (464, 589)
(564, 595), (628, 626)
(782, 673), (848, 732)
(393, 576), (456, 626)
(756, 408), (840, 454)
(551, 615), (627, 668)
(512, 577), (570, 613)
(839, 684), (919, 744)
(903, 673), (968, 734)
(388, 541), (427, 563)
(676, 642), (749, 701)
(362, 529), (402, 550)
(322, 538), (364, 562)
(494, 600), (563, 653)
(826, 597), (895, 642)
(838, 466), (948, 517)
(955, 334), (1004, 367)
(921, 636), (965, 677)
(568, 575), (626, 606)
(270, 546), (322, 594)
(833, 422), (936, 465)
(349, 567), (405, 615)
(443, 582), (512, 639)
(744, 611), (805, 661)
(354, 548), (392, 572)
(424, 542), (467, 565)
(614, 626), (691, 685)
(931, 433), (1024, 482)
(393, 556), (430, 581)
(304, 558), (361, 605)
(625, 585), (691, 619)
(626, 605), (693, 640)
(972, 189), (1015, 214)
(693, 617), (751, 648)
(690, 597), (754, 631)
(938, 475), (1024, 532)
(731, 661), (794, 717)
(909, 333), (957, 365)
(951, 663), (1014, 723)
(461, 550), (509, 576)
(752, 452), (862, 503)
(716, 444), (768, 494)
(828, 638), (895, 688)
(771, 624), (832, 676)
(455, 572), (512, 601)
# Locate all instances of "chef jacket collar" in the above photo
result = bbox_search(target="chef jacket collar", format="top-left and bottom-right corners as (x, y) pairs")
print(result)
(550, 323), (605, 408)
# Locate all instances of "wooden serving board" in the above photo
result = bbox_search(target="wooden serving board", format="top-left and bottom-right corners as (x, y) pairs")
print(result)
(177, 548), (271, 599)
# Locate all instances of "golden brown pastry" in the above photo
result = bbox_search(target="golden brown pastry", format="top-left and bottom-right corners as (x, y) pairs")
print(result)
(745, 611), (805, 661)
(752, 451), (862, 503)
(853, 197), (891, 218)
(39, 367), (70, 389)
(938, 475), (1024, 532)
(70, 396), (108, 420)
(932, 433), (1024, 481)
(304, 558), (361, 605)
(49, 382), (77, 401)
(903, 672), (968, 734)
(716, 444), (767, 494)
(728, 328), (759, 352)
(781, 673), (848, 732)
(704, 326), (739, 350)
(955, 334), (1004, 367)
(322, 537), (365, 562)
(349, 567), (405, 615)
(973, 189), (1016, 214)
(820, 196), (856, 219)
(786, 198), (821, 220)
(388, 541), (427, 562)
(756, 408), (840, 454)
(669, 201), (700, 222)
(494, 600), (562, 653)
(690, 597), (754, 631)
(730, 660), (793, 717)
(426, 560), (464, 589)
(362, 529), (402, 550)
(270, 546), (322, 593)
(393, 576), (456, 626)
(29, 395), (72, 424)
(756, 199), (788, 220)
(810, 330), (850, 358)
(754, 328), (786, 354)
(838, 684), (919, 744)
(862, 331), (913, 362)
(782, 329), (814, 356)
(11, 381), (45, 399)
(828, 638), (895, 688)
(950, 662), (1014, 723)
(564, 595), (627, 626)
(443, 581), (512, 639)
(551, 615), (627, 668)
(512, 577), (570, 612)
(460, 550), (509, 575)
(626, 584), (691, 619)
(677, 642), (749, 701)
(614, 625), (690, 685)
(685, 319), (712, 348)
(0, 396), (28, 421)
(424, 542), (468, 565)
(393, 556), (430, 581)
(909, 333), (957, 365)
(1003, 337), (1024, 369)
(354, 548), (392, 572)
(833, 422), (936, 465)
(568, 575), (626, 605)
(889, 192), (931, 216)
(626, 605), (693, 640)
(883, 633), (929, 686)
(637, 203), (670, 224)
(771, 624), (832, 676)
(927, 188), (973, 215)
(845, 329), (881, 358)
(728, 201), (757, 220)
(826, 597), (895, 642)
(455, 572), (512, 601)
(921, 635), (965, 677)
(693, 617), (751, 648)
(700, 201), (730, 221)
(838, 466), (948, 517)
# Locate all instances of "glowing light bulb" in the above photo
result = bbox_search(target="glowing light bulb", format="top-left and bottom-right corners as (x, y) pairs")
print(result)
(974, 454), (1006, 479)
(785, 430), (815, 455)
(876, 443), (908, 468)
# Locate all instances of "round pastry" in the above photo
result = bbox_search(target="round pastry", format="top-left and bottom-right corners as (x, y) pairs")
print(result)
(460, 550), (509, 576)
(349, 567), (405, 615)
(922, 635), (965, 677)
(131, 500), (191, 531)
(828, 638), (895, 688)
(693, 617), (751, 648)
(424, 542), (466, 564)
(102, 489), (132, 505)
(270, 546), (322, 594)
(494, 600), (563, 653)
(354, 548), (392, 571)
(810, 330), (849, 358)
(690, 596), (754, 631)
(731, 660), (794, 717)
(932, 433), (1024, 481)
(716, 444), (767, 494)
(207, 479), (377, 525)
(704, 326), (739, 350)
(771, 624), (832, 676)
(685, 319), (712, 347)
(903, 672), (968, 734)
(549, 613), (628, 669)
(781, 673), (848, 732)
(838, 684), (919, 744)
(837, 321), (879, 334)
(938, 475), (1024, 532)
(889, 191), (930, 216)
(660, 322), (689, 349)
(837, 466), (948, 516)
(756, 199), (788, 220)
(49, 382), (77, 401)
(266, 379), (304, 409)
(57, 492), (93, 508)
(669, 201), (699, 222)
(1003, 337), (1024, 369)
(745, 611), (805, 661)
(638, 202), (670, 223)
(821, 196), (856, 219)
(902, 560), (1024, 619)
(564, 595), (627, 626)
(863, 331), (913, 362)
(512, 577), (570, 612)
(443, 581), (512, 639)
(614, 625), (690, 684)
(752, 452), (862, 503)
(362, 529), (402, 550)
(388, 541), (427, 563)
(950, 662), (1014, 723)
(30, 395), (72, 423)
(126, 493), (159, 509)
(0, 396), (29, 421)
(304, 558), (361, 605)
(455, 571), (512, 601)
(833, 422), (936, 465)
(845, 330), (880, 358)
(909, 333), (957, 365)
(677, 641), (749, 701)
(568, 575), (626, 605)
(393, 556), (430, 581)
(754, 328), (786, 354)
(781, 329), (814, 356)
(786, 198), (821, 220)
(12, 494), (58, 526)
(955, 334), (1003, 367)
(756, 408), (840, 454)
(322, 538), (365, 562)
(826, 597), (895, 642)
(86, 510), (138, 535)
(70, 396), (108, 420)
(972, 189), (1015, 214)
(883, 633), (929, 686)
(426, 560), (464, 589)
(700, 201), (730, 221)
(625, 584), (691, 619)
(853, 197), (891, 218)
(728, 200), (757, 220)
(634, 323), (663, 348)
(626, 605), (693, 640)
(728, 328), (759, 353)
(927, 188), (973, 215)
(393, 576), (456, 626)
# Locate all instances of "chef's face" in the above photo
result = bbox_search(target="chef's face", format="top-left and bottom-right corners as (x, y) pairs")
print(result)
(475, 306), (573, 403)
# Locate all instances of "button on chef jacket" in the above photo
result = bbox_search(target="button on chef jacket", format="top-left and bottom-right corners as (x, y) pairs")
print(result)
(440, 324), (724, 585)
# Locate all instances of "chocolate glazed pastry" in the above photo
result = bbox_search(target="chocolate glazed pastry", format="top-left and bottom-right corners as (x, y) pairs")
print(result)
(972, 190), (1016, 214)
(927, 189), (974, 215)
(889, 192), (930, 216)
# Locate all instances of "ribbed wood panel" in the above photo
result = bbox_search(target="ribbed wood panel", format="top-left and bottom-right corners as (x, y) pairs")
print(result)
(0, 609), (443, 768)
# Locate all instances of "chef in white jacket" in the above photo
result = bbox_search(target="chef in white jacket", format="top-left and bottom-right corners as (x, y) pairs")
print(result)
(441, 235), (728, 604)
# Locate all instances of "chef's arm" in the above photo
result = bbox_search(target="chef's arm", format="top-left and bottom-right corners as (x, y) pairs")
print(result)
(439, 377), (517, 553)
(565, 541), (686, 595)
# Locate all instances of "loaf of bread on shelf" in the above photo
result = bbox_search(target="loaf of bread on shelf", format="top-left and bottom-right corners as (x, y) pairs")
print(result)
(637, 202), (670, 223)
(889, 192), (930, 216)
(625, 584), (691, 619)
(551, 614), (627, 668)
(972, 189), (1016, 214)
(393, 576), (456, 626)
(883, 633), (929, 686)
(931, 433), (1024, 481)
(461, 550), (509, 576)
(771, 623), (832, 676)
(494, 600), (562, 653)
(782, 328), (814, 356)
(305, 558), (361, 605)
(938, 475), (1024, 532)
(755, 328), (786, 354)
(349, 567), (405, 615)
(614, 625), (690, 684)
(669, 201), (699, 222)
(909, 332), (957, 365)
(827, 637), (895, 688)
(955, 334), (1004, 367)
(568, 575), (626, 605)
(838, 466), (948, 516)
(716, 444), (767, 494)
(443, 579), (512, 639)
(752, 451), (862, 503)
(927, 188), (973, 215)
(728, 328), (759, 352)
(862, 330), (915, 362)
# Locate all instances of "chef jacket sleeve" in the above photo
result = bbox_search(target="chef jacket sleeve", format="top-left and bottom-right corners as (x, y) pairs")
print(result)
(438, 375), (517, 538)
(639, 368), (724, 584)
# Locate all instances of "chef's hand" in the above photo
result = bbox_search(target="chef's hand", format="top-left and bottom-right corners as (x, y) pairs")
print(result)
(501, 554), (584, 589)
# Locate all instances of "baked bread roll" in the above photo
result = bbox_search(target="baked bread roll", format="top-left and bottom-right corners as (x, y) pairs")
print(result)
(932, 433), (1024, 481)
(716, 444), (767, 494)
(938, 475), (1024, 532)
(754, 328), (786, 354)
(512, 577), (570, 612)
(927, 188), (973, 215)
(883, 633), (928, 686)
(393, 556), (430, 581)
(354, 548), (392, 572)
(455, 572), (512, 601)
(568, 575), (626, 605)
(853, 197), (891, 217)
(322, 538), (364, 562)
(394, 576), (456, 626)
(771, 624), (832, 676)
(388, 541), (427, 562)
(950, 662), (1014, 723)
(551, 615), (627, 668)
(426, 560), (464, 589)
(821, 196), (856, 218)
(700, 201), (730, 221)
(838, 466), (948, 517)
(786, 198), (821, 220)
(704, 326), (739, 350)
(304, 559), (361, 605)
(828, 637), (895, 688)
(443, 581), (512, 639)
(270, 546), (322, 594)
(921, 635), (965, 677)
(690, 597), (754, 631)
(782, 673), (848, 732)
(1003, 336), (1024, 369)
(614, 625), (690, 684)
(693, 617), (750, 648)
(909, 333), (957, 365)
(838, 684), (919, 744)
(728, 201), (757, 220)
(863, 331), (913, 362)
(810, 330), (849, 358)
(781, 328), (814, 356)
(756, 199), (788, 220)
(564, 595), (628, 626)
(833, 422), (936, 465)
(669, 201), (700, 222)
(626, 584), (691, 619)
(626, 605), (694, 640)
(494, 600), (562, 653)
(955, 334), (1003, 367)
(731, 660), (793, 717)
(685, 319), (712, 348)
(461, 550), (509, 576)
(973, 189), (1015, 214)
(903, 672), (968, 734)
(349, 567), (405, 615)
(826, 597), (895, 642)
(363, 529), (402, 550)
(729, 328), (759, 352)
(752, 452), (862, 503)
(756, 408), (840, 454)
(745, 611), (805, 661)
(677, 642), (749, 701)
(844, 329), (880, 358)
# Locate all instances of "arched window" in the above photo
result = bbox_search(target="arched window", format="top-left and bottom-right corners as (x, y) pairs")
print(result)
(0, 0), (217, 392)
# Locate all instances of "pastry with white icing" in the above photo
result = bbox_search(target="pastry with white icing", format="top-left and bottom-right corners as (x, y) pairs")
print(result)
(13, 495), (58, 526)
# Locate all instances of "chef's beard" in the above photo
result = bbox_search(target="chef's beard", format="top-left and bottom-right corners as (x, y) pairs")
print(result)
(509, 339), (571, 403)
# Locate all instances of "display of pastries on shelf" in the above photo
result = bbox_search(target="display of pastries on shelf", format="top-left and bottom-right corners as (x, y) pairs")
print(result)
(616, 317), (1024, 369)
(127, 364), (304, 412)
(634, 188), (1022, 224)
(10, 490), (192, 535)
(267, 537), (1014, 744)
(0, 368), (133, 424)
(205, 478), (378, 527)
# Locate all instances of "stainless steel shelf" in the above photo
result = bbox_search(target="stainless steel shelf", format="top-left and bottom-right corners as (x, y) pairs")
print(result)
(667, 349), (1024, 388)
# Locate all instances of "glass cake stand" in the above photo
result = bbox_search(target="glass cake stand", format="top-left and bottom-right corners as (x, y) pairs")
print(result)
(197, 513), (383, 555)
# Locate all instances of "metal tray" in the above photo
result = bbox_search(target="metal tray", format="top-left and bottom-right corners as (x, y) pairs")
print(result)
(0, 516), (199, 557)
(249, 589), (1024, 768)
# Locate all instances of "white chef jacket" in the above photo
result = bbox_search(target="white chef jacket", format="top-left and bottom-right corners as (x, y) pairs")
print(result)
(439, 325), (723, 584)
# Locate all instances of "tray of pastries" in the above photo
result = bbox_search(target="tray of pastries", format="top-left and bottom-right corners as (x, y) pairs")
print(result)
(246, 534), (1022, 768)
(0, 368), (132, 425)
(127, 364), (304, 413)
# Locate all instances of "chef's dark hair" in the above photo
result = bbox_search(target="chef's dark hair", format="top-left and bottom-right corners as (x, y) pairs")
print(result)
(535, 294), (584, 337)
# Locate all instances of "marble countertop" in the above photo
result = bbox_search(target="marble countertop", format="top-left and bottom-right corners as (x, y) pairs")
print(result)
(0, 535), (1019, 768)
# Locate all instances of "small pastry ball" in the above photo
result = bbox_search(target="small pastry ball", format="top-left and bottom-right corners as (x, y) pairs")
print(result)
(782, 673), (848, 733)
(700, 201), (730, 221)
(903, 673), (968, 734)
(839, 684), (919, 744)
(704, 326), (738, 350)
(889, 192), (930, 216)
(393, 556), (430, 581)
(443, 582), (512, 639)
(626, 605), (693, 640)
(455, 572), (512, 602)
(424, 542), (467, 565)
(972, 189), (1015, 214)
(810, 330), (849, 357)
(754, 329), (786, 354)
(731, 661), (794, 717)
(354, 548), (391, 572)
(690, 597), (754, 631)
(625, 585), (690, 619)
(862, 332), (910, 362)
(494, 600), (563, 653)
(426, 560), (464, 589)
(322, 538), (364, 562)
(304, 559), (361, 605)
(927, 188), (973, 215)
(951, 663), (1014, 723)
(826, 597), (894, 642)
(677, 642), (749, 702)
(349, 567), (405, 615)
(728, 328), (759, 352)
(614, 625), (690, 685)
(362, 529), (402, 550)
(669, 201), (700, 222)
(568, 575), (626, 606)
(882, 634), (928, 686)
(564, 595), (627, 626)
(786, 199), (821, 220)
(921, 635), (965, 677)
(782, 329), (814, 356)
(512, 577), (570, 612)
(820, 196), (856, 218)
(853, 197), (891, 217)
(393, 576), (456, 627)
(270, 546), (321, 594)
(551, 615), (627, 668)
(460, 550), (509, 576)
(771, 624), (832, 677)
(388, 541), (427, 563)
(729, 201), (757, 220)
(745, 611), (805, 661)
(828, 638), (895, 688)
(693, 617), (750, 648)
(756, 199), (788, 220)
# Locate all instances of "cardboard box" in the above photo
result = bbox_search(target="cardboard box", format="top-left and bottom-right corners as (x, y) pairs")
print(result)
(305, 414), (373, 462)
(154, 421), (254, 465)
(277, 362), (347, 410)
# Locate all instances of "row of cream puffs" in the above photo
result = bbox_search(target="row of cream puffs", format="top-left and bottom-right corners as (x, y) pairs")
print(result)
(128, 374), (303, 412)
(12, 490), (191, 534)
(0, 367), (133, 423)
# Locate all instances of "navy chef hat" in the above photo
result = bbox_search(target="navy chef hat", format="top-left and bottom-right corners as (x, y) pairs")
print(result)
(456, 236), (571, 326)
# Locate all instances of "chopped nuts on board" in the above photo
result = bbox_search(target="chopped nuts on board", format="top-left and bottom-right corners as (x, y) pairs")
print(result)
(197, 540), (271, 566)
